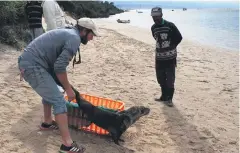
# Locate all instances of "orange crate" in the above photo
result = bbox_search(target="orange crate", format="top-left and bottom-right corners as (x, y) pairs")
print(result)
(65, 94), (125, 135)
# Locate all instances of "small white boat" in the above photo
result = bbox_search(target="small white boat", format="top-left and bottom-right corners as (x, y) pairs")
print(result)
(117, 19), (130, 23)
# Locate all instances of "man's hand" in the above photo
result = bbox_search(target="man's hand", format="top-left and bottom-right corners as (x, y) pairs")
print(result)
(66, 87), (76, 102)
(55, 72), (76, 101)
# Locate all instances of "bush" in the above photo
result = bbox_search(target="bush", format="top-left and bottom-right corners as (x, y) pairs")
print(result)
(57, 1), (124, 19)
(0, 1), (123, 49)
(0, 1), (29, 49)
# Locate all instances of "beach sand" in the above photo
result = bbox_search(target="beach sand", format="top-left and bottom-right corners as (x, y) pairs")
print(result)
(0, 18), (239, 153)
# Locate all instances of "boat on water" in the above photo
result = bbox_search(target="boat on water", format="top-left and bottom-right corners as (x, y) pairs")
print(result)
(117, 19), (130, 23)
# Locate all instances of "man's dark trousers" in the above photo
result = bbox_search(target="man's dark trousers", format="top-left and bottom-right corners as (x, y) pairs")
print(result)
(155, 58), (176, 101)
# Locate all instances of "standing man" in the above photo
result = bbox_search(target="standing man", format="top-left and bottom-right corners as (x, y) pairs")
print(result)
(18, 18), (100, 153)
(25, 1), (44, 42)
(151, 7), (182, 107)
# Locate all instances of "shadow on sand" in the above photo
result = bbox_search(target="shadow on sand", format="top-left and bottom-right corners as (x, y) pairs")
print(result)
(162, 104), (216, 153)
(10, 104), (135, 153)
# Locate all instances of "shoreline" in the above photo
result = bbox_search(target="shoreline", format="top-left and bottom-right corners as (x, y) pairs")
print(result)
(96, 7), (239, 52)
(93, 19), (239, 53)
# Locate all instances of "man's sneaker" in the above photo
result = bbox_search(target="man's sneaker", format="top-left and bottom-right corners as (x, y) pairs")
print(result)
(59, 141), (86, 153)
(161, 95), (169, 101)
(155, 95), (168, 102)
(155, 87), (168, 102)
(165, 99), (173, 107)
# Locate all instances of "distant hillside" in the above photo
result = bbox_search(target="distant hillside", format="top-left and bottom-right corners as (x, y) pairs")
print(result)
(57, 1), (124, 19)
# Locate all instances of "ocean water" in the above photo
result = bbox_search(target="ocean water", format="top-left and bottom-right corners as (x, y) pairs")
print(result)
(113, 1), (238, 9)
(103, 2), (239, 51)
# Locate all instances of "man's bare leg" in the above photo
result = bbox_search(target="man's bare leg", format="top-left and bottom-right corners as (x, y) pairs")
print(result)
(55, 113), (73, 146)
(43, 103), (53, 124)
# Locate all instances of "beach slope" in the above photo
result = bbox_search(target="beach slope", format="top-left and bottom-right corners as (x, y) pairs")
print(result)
(0, 19), (238, 153)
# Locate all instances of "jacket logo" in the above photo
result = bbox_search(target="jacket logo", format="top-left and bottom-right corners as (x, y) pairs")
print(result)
(161, 41), (170, 48)
(160, 33), (168, 40)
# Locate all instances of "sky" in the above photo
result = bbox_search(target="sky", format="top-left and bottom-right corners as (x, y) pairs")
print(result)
(111, 0), (239, 2)
(110, 0), (238, 1)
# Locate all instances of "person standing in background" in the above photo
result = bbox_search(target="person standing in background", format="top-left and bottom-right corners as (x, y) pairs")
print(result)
(151, 7), (182, 107)
(42, 0), (68, 31)
(25, 1), (44, 42)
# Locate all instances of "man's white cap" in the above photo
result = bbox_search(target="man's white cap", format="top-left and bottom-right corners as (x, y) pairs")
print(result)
(77, 17), (100, 37)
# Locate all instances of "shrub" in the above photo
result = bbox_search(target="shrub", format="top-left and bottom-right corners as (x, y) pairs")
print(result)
(57, 1), (124, 19)
(0, 1), (29, 50)
(0, 1), (123, 49)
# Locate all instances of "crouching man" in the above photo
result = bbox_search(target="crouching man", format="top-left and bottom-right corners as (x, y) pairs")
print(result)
(18, 17), (99, 153)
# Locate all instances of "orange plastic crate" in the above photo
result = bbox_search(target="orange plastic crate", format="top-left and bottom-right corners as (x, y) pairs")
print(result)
(65, 94), (125, 135)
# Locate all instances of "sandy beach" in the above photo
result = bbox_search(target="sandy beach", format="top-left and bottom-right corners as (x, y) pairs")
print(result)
(0, 18), (239, 153)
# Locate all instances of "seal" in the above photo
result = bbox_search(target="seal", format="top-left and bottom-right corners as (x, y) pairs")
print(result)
(70, 86), (150, 145)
